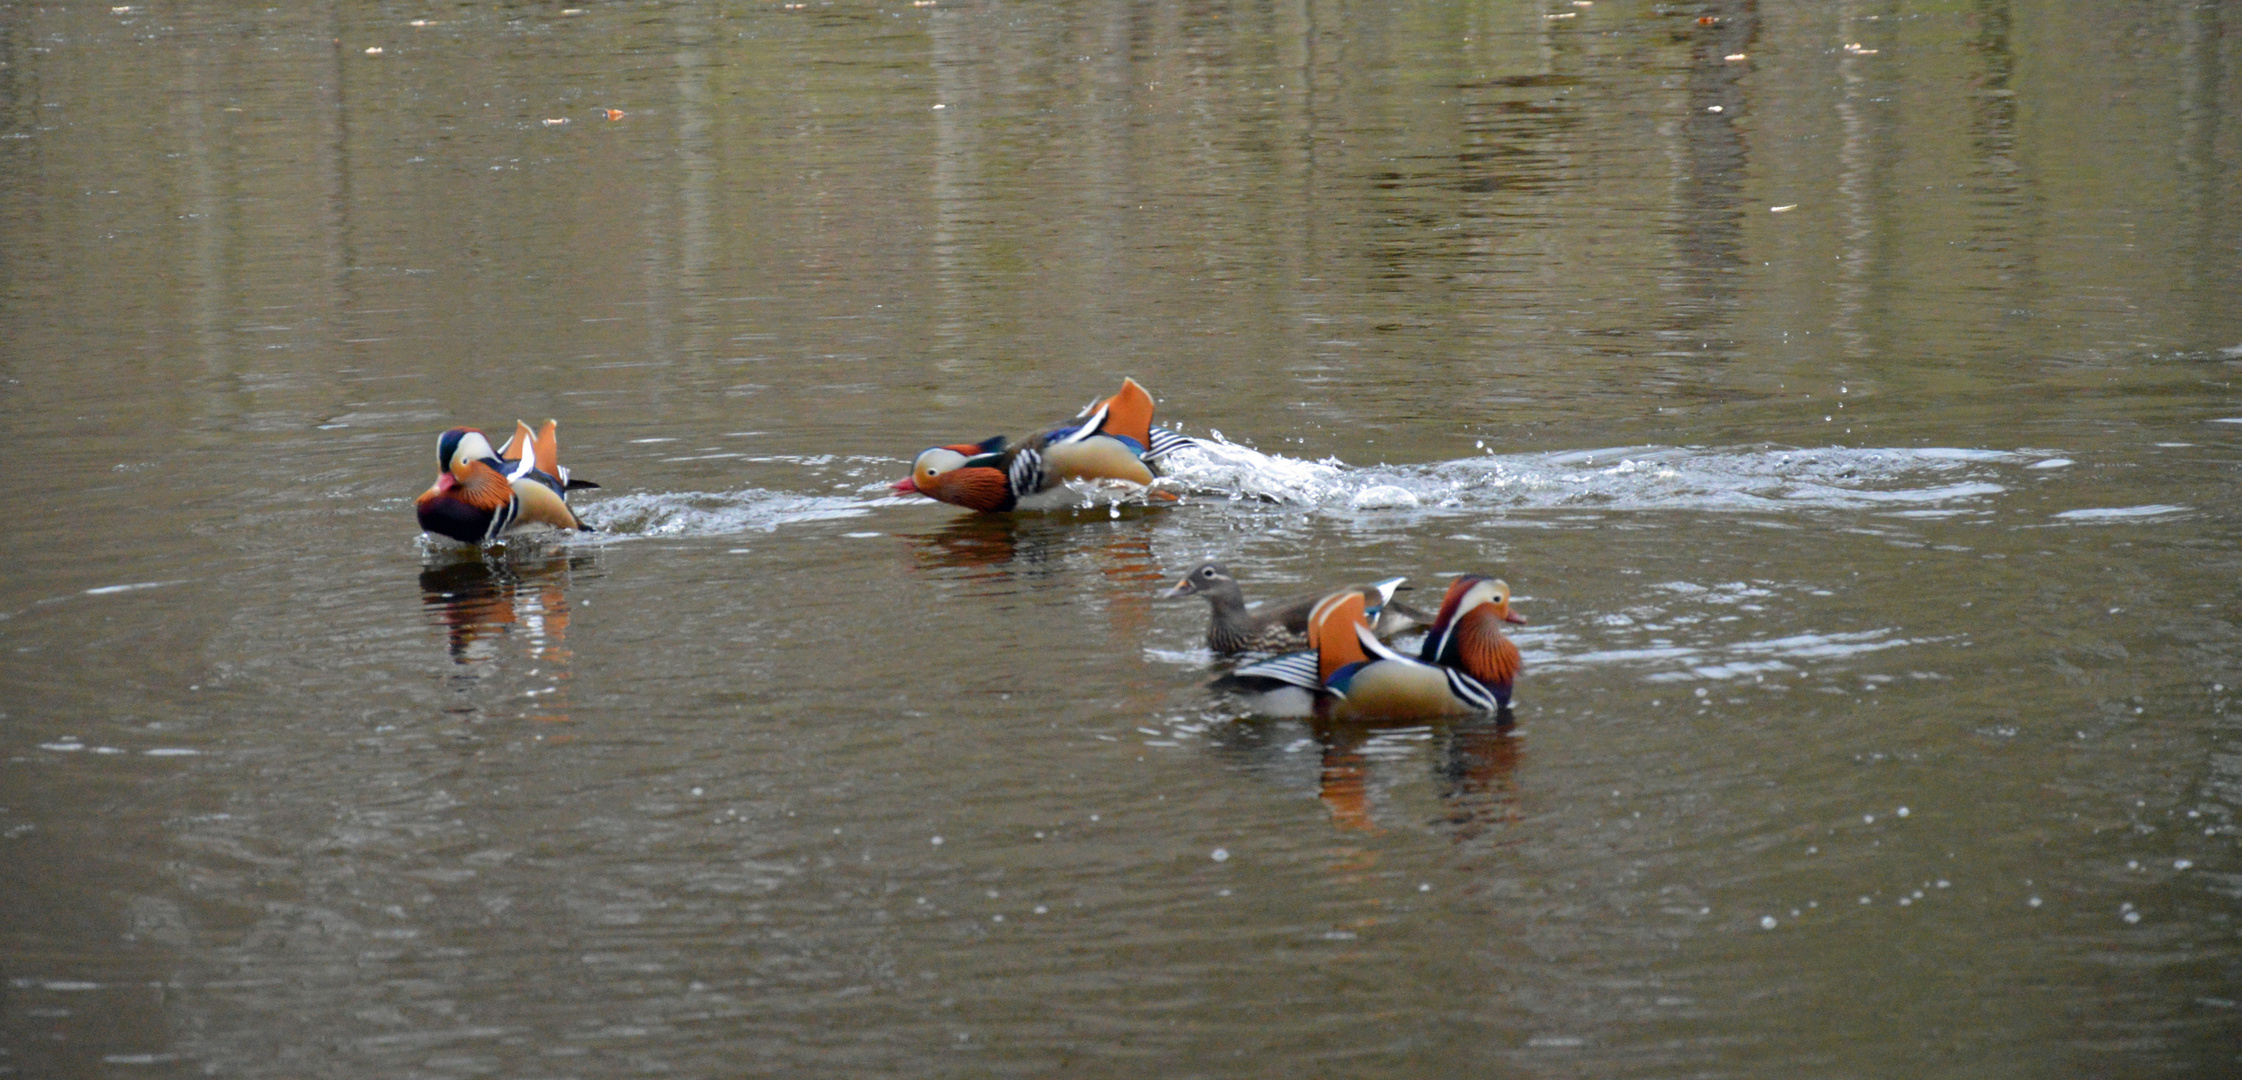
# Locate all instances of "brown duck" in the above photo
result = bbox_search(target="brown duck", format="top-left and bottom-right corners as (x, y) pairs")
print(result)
(1164, 561), (1431, 655)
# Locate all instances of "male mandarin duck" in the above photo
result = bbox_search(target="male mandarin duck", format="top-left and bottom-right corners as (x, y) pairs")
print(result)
(1227, 576), (1525, 720)
(1164, 561), (1432, 655)
(415, 420), (598, 545)
(1415, 575), (1527, 697)
(892, 377), (1195, 512)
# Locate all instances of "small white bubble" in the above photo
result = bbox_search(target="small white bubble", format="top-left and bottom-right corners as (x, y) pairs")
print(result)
(1033, 905), (1048, 914)
(2127, 860), (2140, 870)
(2028, 896), (2043, 908)
(1863, 814), (1876, 824)
(1936, 880), (1950, 888)
(2175, 859), (2194, 871)
(1898, 897), (1912, 906)
(930, 836), (943, 846)
(1896, 806), (1909, 817)
(991, 914), (1004, 923)
(2123, 910), (2141, 924)
(1760, 916), (1777, 929)
(1419, 883), (1432, 892)
(690, 787), (703, 797)
(1694, 687), (1708, 698)
(1859, 896), (1872, 905)
(1090, 814), (1100, 822)
(1211, 848), (1229, 862)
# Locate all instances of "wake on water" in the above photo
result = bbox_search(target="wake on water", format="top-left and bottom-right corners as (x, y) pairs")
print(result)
(568, 434), (2064, 539)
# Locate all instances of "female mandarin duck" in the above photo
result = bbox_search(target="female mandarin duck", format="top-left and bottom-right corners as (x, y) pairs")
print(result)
(415, 420), (598, 544)
(1164, 561), (1432, 654)
(1228, 576), (1525, 720)
(892, 377), (1194, 512)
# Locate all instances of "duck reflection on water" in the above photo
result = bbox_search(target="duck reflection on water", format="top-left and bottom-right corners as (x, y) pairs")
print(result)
(418, 550), (597, 668)
(1207, 713), (1523, 838)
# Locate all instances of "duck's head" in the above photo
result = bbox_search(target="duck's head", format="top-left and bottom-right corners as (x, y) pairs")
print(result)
(1163, 560), (1238, 601)
(435, 428), (500, 487)
(1434, 575), (1527, 629)
(894, 437), (1010, 510)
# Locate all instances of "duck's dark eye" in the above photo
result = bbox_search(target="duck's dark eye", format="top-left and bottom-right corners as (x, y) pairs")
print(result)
(1201, 568), (1217, 578)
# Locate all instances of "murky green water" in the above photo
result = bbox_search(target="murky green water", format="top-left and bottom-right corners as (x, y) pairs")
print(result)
(3, 1), (2239, 1076)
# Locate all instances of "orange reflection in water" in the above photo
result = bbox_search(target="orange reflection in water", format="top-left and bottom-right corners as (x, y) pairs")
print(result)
(1310, 712), (1522, 838)
(418, 550), (597, 729)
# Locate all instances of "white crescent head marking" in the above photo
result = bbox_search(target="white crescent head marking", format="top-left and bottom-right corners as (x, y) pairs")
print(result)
(1458, 578), (1506, 613)
(911, 446), (970, 481)
(454, 431), (498, 467)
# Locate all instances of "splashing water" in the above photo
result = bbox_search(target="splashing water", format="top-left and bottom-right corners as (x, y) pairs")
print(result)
(564, 436), (2078, 539)
(1154, 435), (2025, 515)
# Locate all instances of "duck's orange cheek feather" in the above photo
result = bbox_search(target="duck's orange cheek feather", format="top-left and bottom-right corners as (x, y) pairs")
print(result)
(1458, 614), (1523, 686)
(924, 467), (1012, 511)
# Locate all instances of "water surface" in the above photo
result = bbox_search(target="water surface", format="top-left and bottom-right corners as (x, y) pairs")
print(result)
(3, 1), (2240, 1076)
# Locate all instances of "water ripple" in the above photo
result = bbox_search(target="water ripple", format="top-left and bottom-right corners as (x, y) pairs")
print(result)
(583, 489), (872, 537)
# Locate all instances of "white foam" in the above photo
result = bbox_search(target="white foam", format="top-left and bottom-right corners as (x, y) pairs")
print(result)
(2051, 505), (2189, 521)
(1154, 437), (2025, 516)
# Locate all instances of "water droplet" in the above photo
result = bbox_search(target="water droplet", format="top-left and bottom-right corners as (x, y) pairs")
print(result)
(2028, 897), (2043, 908)
(1211, 848), (1229, 862)
(1760, 916), (1777, 929)
(1896, 806), (1909, 817)
(930, 836), (943, 846)
(2175, 859), (2194, 871)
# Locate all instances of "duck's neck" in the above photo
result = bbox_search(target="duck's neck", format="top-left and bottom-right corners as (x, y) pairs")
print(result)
(1202, 584), (1258, 650)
